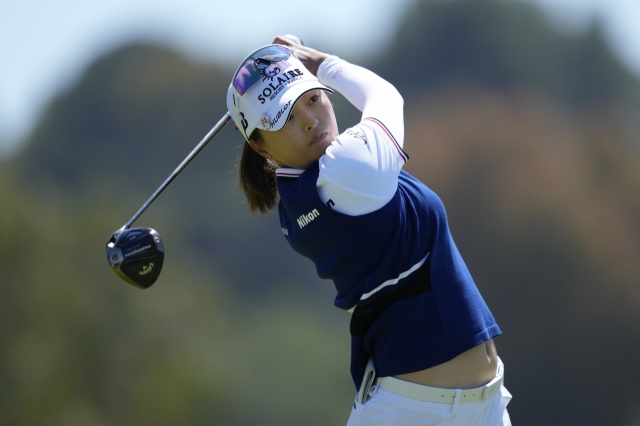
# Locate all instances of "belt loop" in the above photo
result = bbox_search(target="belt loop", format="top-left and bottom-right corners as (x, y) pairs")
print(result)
(368, 377), (380, 398)
(436, 389), (462, 424)
(482, 364), (504, 400)
(497, 357), (504, 386)
(358, 357), (377, 405)
(451, 389), (462, 414)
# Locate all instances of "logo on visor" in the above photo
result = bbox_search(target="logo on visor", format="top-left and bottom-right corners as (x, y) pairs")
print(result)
(258, 99), (292, 131)
(260, 114), (271, 130)
(258, 69), (305, 104)
(256, 58), (282, 82)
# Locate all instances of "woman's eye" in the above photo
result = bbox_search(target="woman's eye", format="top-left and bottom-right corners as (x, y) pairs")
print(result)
(287, 114), (294, 123)
(310, 95), (318, 103)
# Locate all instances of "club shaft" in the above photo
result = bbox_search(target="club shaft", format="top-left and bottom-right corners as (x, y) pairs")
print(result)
(123, 112), (231, 229)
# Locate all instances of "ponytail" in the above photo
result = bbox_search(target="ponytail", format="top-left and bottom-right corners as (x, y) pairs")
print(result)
(238, 131), (278, 213)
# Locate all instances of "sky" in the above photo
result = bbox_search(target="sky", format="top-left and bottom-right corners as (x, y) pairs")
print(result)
(1, 0), (640, 157)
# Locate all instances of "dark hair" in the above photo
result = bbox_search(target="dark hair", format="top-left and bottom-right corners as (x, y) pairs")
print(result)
(238, 130), (278, 213)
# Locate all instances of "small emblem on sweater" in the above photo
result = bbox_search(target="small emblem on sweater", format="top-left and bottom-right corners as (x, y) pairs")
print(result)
(297, 209), (320, 229)
(345, 128), (367, 144)
(354, 307), (374, 317)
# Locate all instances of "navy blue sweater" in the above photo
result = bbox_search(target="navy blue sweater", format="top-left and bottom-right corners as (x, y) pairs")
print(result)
(277, 163), (501, 389)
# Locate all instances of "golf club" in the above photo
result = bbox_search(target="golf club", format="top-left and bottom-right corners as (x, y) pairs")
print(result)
(106, 34), (303, 289)
(106, 112), (230, 289)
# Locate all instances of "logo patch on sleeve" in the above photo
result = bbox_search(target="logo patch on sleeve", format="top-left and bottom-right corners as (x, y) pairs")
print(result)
(345, 128), (367, 144)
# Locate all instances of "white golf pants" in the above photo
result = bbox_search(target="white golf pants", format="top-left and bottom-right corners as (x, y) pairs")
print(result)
(347, 360), (512, 426)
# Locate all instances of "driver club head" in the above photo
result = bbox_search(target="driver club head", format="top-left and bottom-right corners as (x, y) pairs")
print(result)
(106, 227), (164, 289)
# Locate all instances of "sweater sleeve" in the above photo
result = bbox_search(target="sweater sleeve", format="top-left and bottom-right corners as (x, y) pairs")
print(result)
(314, 56), (407, 216)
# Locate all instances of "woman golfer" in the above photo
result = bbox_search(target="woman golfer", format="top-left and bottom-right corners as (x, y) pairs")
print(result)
(227, 36), (512, 425)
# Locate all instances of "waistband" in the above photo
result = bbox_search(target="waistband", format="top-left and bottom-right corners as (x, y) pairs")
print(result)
(378, 361), (504, 404)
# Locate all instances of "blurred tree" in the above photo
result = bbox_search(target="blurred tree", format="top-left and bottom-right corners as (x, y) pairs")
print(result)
(372, 0), (640, 108)
(15, 43), (230, 194)
(0, 164), (352, 426)
(403, 87), (640, 426)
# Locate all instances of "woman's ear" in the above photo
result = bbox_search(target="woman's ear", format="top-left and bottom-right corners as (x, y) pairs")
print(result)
(248, 138), (270, 160)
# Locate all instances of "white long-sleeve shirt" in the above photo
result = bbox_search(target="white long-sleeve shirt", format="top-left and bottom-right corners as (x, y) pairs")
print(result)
(276, 56), (407, 216)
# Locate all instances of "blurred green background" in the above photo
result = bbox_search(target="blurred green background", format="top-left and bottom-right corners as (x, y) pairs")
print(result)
(2, 0), (640, 424)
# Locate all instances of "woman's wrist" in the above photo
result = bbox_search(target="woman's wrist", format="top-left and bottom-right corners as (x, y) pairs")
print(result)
(271, 35), (329, 76)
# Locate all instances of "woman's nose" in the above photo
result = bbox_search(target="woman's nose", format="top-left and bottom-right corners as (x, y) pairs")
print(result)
(302, 110), (318, 131)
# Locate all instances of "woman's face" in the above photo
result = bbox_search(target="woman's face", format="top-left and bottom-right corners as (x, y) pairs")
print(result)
(250, 90), (339, 169)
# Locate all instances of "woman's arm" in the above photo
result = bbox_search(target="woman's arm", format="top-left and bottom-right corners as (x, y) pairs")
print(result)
(273, 36), (404, 146)
(273, 36), (406, 216)
(317, 57), (404, 148)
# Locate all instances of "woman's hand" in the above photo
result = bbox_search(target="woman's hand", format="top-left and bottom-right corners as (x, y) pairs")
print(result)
(272, 35), (329, 77)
